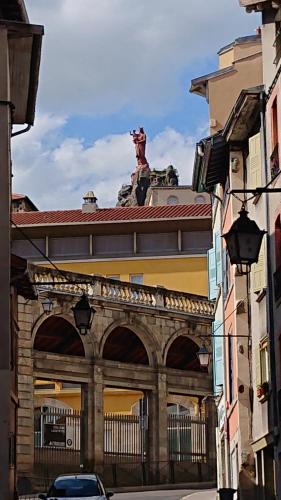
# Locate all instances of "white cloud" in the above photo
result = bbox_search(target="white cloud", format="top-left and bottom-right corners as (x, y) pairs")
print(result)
(12, 115), (196, 210)
(25, 0), (259, 116)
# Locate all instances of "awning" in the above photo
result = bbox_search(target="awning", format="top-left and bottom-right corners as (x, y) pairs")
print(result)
(192, 133), (229, 193)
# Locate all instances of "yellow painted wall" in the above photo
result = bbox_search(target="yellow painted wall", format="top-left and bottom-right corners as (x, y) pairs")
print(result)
(44, 256), (208, 295)
(35, 387), (143, 415)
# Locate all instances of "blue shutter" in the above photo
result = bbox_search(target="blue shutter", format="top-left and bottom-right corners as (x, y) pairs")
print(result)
(208, 248), (218, 300)
(215, 232), (222, 285)
(212, 320), (223, 395)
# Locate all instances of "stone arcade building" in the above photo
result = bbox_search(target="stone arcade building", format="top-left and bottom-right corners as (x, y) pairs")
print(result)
(17, 265), (216, 492)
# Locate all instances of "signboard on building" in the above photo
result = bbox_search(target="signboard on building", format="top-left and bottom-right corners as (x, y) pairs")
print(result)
(44, 423), (66, 447)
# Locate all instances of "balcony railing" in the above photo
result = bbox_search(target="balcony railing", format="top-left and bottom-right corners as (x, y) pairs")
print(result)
(270, 143), (280, 180)
(274, 263), (281, 302)
(31, 266), (214, 318)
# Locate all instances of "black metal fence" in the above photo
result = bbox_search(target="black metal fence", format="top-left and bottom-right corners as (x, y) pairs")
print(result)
(168, 414), (206, 462)
(31, 409), (213, 492)
(34, 406), (82, 486)
(104, 412), (148, 463)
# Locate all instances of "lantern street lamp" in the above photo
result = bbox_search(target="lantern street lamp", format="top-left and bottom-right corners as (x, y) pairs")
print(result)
(222, 206), (266, 275)
(42, 297), (53, 314)
(197, 343), (211, 369)
(72, 293), (95, 335)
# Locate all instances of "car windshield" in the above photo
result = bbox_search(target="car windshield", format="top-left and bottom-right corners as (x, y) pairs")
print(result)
(48, 477), (101, 498)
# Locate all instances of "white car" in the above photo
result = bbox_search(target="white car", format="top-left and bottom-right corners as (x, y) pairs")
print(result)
(38, 473), (114, 500)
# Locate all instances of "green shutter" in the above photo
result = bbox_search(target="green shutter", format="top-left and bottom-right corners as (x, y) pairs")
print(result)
(249, 132), (262, 188)
(208, 248), (218, 300)
(213, 320), (224, 395)
(252, 240), (266, 292)
(215, 232), (222, 285)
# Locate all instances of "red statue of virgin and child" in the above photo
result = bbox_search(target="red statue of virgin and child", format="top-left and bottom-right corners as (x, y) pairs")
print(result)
(130, 127), (149, 170)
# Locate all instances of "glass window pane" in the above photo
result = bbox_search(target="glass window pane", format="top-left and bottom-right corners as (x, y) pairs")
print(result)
(49, 237), (89, 257)
(130, 274), (143, 285)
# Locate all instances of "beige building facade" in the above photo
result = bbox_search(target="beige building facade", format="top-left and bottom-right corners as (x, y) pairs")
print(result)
(16, 265), (216, 493)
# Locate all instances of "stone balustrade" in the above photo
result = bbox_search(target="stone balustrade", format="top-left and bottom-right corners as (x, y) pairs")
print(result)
(31, 265), (214, 318)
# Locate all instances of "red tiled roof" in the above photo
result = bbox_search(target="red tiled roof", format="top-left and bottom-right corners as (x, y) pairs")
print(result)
(12, 193), (26, 200)
(12, 204), (211, 226)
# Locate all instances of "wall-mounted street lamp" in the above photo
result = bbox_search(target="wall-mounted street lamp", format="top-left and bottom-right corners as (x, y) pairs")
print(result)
(72, 293), (96, 335)
(222, 206), (266, 275)
(197, 343), (211, 368)
(41, 297), (53, 314)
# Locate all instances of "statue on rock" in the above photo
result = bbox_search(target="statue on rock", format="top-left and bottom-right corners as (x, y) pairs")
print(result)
(116, 127), (180, 207)
(130, 127), (149, 169)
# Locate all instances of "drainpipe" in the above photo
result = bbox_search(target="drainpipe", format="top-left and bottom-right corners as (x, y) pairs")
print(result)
(260, 91), (279, 477)
(11, 123), (31, 137)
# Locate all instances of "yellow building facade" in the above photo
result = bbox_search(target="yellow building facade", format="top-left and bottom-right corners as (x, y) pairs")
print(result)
(13, 203), (211, 414)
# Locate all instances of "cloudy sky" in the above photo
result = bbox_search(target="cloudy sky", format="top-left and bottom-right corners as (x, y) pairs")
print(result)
(12, 0), (259, 210)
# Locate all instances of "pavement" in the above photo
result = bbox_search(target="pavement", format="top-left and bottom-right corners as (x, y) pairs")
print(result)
(114, 489), (217, 500)
(19, 488), (217, 500)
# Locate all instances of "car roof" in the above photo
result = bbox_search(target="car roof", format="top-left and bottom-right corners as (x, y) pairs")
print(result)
(54, 474), (99, 481)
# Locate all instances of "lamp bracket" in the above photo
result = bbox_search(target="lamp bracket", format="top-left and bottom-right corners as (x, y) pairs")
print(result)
(229, 188), (281, 195)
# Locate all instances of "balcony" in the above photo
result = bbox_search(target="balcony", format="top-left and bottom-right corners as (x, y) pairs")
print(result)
(274, 263), (281, 302)
(270, 143), (280, 180)
(31, 265), (214, 319)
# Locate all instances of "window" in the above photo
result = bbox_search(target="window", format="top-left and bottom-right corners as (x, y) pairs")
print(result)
(130, 274), (143, 285)
(137, 232), (178, 254)
(275, 215), (281, 269)
(195, 195), (205, 204)
(182, 231), (212, 253)
(271, 98), (280, 179)
(274, 216), (281, 301)
(228, 334), (234, 404)
(260, 338), (270, 385)
(49, 237), (89, 258)
(106, 275), (120, 281)
(94, 234), (133, 256)
(223, 248), (230, 297)
(12, 238), (46, 259)
(167, 195), (178, 205)
(48, 477), (102, 498)
(273, 17), (281, 65)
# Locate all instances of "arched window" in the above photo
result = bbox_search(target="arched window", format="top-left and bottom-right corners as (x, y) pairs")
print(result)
(103, 327), (149, 365)
(34, 317), (85, 356)
(166, 336), (203, 371)
(195, 195), (205, 204)
(167, 195), (178, 205)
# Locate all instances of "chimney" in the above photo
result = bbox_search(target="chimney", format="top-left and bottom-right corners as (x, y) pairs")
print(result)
(82, 191), (98, 213)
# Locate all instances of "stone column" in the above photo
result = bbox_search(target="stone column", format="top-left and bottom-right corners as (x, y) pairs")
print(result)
(147, 372), (168, 483)
(93, 364), (104, 472)
(81, 380), (95, 471)
(16, 297), (35, 491)
(204, 397), (217, 480)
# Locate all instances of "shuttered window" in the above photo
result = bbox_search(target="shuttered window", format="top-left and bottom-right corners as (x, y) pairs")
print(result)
(12, 238), (45, 259)
(49, 237), (89, 257)
(137, 232), (178, 254)
(255, 345), (262, 387)
(215, 232), (222, 285)
(213, 320), (223, 395)
(252, 239), (266, 292)
(208, 248), (218, 300)
(249, 132), (262, 188)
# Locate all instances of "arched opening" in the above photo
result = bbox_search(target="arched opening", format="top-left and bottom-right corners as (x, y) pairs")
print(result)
(166, 336), (202, 371)
(34, 316), (85, 356)
(103, 327), (149, 365)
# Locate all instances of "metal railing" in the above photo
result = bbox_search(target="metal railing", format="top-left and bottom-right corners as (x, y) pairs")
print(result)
(168, 414), (206, 462)
(104, 413), (148, 464)
(31, 266), (214, 318)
